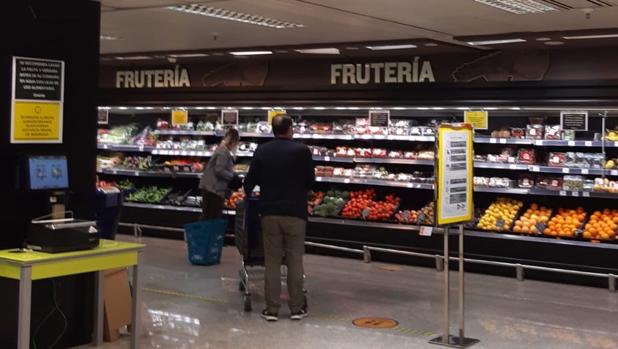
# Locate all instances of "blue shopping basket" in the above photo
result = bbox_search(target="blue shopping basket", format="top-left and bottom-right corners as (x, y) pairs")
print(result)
(184, 219), (228, 265)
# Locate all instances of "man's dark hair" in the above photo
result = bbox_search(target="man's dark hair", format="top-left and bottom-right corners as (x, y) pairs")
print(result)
(272, 115), (293, 137)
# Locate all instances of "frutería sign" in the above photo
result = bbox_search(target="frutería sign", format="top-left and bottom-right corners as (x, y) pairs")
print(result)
(330, 57), (435, 85)
(115, 65), (191, 88)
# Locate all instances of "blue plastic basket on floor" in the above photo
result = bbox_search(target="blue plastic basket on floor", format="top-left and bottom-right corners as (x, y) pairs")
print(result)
(184, 219), (228, 265)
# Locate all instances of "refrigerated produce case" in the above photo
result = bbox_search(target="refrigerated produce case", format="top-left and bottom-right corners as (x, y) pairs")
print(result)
(94, 104), (618, 287)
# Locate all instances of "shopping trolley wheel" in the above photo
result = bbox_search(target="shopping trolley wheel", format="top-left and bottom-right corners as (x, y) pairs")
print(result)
(243, 294), (252, 312)
(239, 281), (245, 292)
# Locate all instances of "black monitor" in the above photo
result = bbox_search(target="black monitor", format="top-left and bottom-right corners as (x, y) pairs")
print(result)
(27, 156), (69, 191)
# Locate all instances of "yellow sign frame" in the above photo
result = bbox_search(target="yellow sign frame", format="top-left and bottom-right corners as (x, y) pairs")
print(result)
(436, 123), (474, 226)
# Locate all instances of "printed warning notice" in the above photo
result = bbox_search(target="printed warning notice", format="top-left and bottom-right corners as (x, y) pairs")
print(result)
(11, 56), (64, 143)
(12, 101), (61, 142)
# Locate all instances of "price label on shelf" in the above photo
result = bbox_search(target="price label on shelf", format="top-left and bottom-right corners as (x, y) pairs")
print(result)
(559, 191), (567, 196)
(344, 178), (350, 184)
(499, 138), (507, 144)
(568, 141), (576, 146)
(490, 138), (497, 144)
(316, 177), (323, 182)
(324, 156), (330, 162)
(419, 226), (433, 237)
(181, 151), (188, 156)
(585, 141), (592, 147)
(562, 168), (570, 174)
(112, 169), (118, 175)
(572, 191), (579, 197)
(531, 166), (540, 172)
(535, 140), (544, 146)
(101, 144), (109, 149)
(583, 192), (590, 197)
(581, 169), (589, 175)
(139, 145), (144, 152)
(189, 151), (196, 156)
(612, 170), (618, 176)
(134, 171), (140, 177)
(406, 183), (414, 188)
(361, 134), (371, 140)
(509, 164), (519, 170)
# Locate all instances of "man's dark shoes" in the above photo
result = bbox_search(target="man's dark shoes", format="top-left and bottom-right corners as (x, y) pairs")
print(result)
(261, 310), (278, 322)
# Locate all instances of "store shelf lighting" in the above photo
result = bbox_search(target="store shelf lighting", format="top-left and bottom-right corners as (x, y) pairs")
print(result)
(167, 4), (304, 29)
(468, 38), (526, 46)
(474, 0), (556, 14)
(294, 48), (340, 55)
(114, 56), (152, 60)
(366, 44), (417, 51)
(229, 51), (273, 56)
(563, 34), (618, 40)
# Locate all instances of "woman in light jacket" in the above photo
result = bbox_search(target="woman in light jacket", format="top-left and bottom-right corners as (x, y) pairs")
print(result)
(200, 128), (240, 219)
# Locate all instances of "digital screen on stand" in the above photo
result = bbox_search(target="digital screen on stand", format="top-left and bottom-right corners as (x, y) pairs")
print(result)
(28, 156), (69, 190)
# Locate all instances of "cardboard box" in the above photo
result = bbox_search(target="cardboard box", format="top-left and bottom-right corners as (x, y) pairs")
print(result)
(104, 268), (132, 342)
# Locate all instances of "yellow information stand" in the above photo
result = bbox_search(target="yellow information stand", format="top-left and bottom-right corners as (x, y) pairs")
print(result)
(0, 240), (145, 349)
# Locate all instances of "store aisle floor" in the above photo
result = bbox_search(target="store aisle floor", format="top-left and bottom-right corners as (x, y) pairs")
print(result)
(98, 236), (618, 349)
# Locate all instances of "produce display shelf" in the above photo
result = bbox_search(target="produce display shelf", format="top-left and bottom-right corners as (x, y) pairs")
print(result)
(529, 188), (618, 199)
(473, 162), (529, 170)
(532, 140), (604, 147)
(98, 144), (155, 152)
(474, 187), (530, 194)
(151, 149), (214, 157)
(529, 165), (605, 176)
(154, 130), (218, 136)
(315, 176), (434, 189)
(241, 132), (274, 138)
(351, 158), (434, 165)
(474, 137), (533, 145)
(121, 203), (618, 249)
(313, 156), (355, 163)
(98, 168), (201, 178)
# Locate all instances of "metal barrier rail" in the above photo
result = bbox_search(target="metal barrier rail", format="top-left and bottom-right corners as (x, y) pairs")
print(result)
(118, 222), (617, 292)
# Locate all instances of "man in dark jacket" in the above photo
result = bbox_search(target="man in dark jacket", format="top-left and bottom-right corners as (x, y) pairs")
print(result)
(244, 115), (315, 322)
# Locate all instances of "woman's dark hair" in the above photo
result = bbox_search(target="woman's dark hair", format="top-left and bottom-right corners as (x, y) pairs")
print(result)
(223, 128), (240, 146)
(272, 115), (293, 136)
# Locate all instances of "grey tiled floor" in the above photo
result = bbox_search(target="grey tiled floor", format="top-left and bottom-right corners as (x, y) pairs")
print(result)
(98, 236), (618, 349)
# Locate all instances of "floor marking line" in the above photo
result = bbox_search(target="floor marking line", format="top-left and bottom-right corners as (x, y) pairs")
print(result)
(143, 287), (227, 304)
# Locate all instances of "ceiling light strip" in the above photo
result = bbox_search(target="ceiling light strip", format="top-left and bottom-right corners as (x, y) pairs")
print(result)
(467, 38), (526, 45)
(474, 0), (557, 14)
(167, 4), (304, 29)
(366, 44), (417, 51)
(563, 33), (618, 40)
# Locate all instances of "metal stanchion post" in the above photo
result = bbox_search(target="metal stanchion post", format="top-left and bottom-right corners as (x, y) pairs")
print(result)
(443, 225), (450, 344)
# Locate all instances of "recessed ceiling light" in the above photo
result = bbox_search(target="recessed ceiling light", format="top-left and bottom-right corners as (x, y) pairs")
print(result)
(169, 53), (209, 58)
(115, 56), (152, 60)
(229, 50), (273, 56)
(563, 33), (618, 40)
(313, 107), (326, 110)
(167, 4), (305, 29)
(536, 37), (551, 41)
(241, 107), (254, 110)
(293, 107), (304, 110)
(207, 107), (217, 110)
(424, 43), (439, 47)
(366, 44), (417, 51)
(294, 48), (340, 55)
(468, 38), (526, 46)
(474, 0), (556, 14)
(544, 41), (564, 46)
(100, 35), (119, 41)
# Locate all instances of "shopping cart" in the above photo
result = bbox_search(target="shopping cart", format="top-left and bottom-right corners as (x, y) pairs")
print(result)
(235, 197), (307, 312)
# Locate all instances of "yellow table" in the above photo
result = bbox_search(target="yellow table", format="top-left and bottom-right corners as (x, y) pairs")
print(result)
(0, 239), (145, 349)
